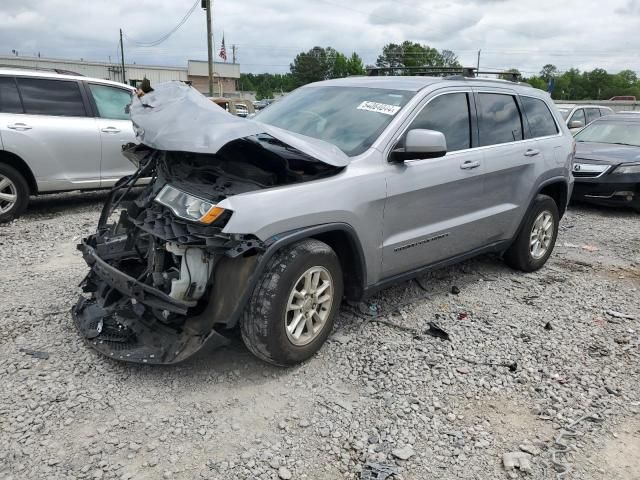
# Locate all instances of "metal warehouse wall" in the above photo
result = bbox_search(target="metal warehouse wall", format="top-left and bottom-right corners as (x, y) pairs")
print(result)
(0, 55), (188, 84)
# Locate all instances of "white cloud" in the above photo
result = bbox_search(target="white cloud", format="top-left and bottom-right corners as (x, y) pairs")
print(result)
(0, 0), (638, 76)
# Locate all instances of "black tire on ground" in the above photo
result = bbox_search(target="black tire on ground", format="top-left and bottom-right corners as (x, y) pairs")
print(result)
(503, 194), (559, 272)
(241, 238), (344, 366)
(0, 163), (29, 223)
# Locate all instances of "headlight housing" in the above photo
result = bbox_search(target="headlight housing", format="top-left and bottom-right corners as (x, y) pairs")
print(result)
(612, 163), (640, 175)
(155, 185), (226, 224)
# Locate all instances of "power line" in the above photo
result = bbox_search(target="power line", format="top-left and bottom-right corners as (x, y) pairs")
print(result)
(123, 0), (200, 47)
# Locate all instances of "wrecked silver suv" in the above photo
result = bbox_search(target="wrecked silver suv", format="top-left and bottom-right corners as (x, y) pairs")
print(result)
(73, 79), (574, 366)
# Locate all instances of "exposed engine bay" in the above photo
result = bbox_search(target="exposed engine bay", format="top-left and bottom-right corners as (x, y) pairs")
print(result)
(72, 136), (343, 364)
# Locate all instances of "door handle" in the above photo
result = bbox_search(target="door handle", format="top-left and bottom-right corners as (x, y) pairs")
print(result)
(460, 160), (480, 170)
(524, 149), (540, 157)
(101, 127), (121, 134)
(7, 123), (32, 131)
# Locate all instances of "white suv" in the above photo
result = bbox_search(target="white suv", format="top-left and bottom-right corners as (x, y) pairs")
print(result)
(556, 104), (614, 133)
(0, 68), (137, 222)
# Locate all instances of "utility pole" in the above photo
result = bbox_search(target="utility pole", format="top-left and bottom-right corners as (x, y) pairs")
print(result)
(232, 44), (237, 64)
(476, 49), (481, 77)
(204, 0), (214, 97)
(119, 29), (126, 84)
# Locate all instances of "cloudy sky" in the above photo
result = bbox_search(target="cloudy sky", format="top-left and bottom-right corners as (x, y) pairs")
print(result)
(1, 0), (639, 76)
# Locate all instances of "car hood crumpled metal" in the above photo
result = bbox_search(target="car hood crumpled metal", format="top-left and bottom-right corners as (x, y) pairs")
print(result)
(129, 81), (350, 167)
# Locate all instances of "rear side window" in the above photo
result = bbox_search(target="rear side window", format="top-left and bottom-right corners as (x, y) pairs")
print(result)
(585, 108), (601, 124)
(599, 107), (613, 117)
(521, 96), (558, 138)
(0, 77), (24, 113)
(477, 93), (523, 146)
(407, 93), (471, 152)
(89, 84), (132, 120)
(16, 78), (86, 117)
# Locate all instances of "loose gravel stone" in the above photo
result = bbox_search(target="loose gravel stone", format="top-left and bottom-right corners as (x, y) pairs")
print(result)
(0, 195), (638, 480)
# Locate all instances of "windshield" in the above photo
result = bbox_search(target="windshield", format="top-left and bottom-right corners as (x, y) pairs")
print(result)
(255, 86), (415, 156)
(558, 109), (571, 120)
(574, 120), (640, 147)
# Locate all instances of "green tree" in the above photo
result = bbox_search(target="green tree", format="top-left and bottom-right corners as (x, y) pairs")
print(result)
(290, 46), (331, 86)
(440, 49), (461, 68)
(376, 41), (446, 73)
(346, 52), (366, 76)
(498, 68), (521, 81)
(539, 64), (558, 82)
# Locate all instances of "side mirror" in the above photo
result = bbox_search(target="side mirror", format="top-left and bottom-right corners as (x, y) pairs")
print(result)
(568, 120), (585, 129)
(390, 129), (447, 162)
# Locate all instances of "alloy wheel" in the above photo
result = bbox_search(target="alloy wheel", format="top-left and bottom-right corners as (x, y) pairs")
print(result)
(530, 211), (554, 259)
(284, 266), (334, 346)
(0, 175), (17, 215)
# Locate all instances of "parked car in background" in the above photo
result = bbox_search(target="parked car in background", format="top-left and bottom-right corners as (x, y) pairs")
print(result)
(209, 97), (255, 117)
(609, 96), (636, 101)
(0, 68), (136, 222)
(73, 78), (574, 366)
(556, 104), (615, 133)
(253, 99), (274, 111)
(571, 114), (640, 212)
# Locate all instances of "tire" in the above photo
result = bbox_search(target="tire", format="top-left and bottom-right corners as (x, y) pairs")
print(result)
(0, 163), (29, 223)
(504, 194), (559, 272)
(241, 239), (344, 366)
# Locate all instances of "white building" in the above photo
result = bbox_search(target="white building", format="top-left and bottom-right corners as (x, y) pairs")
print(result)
(0, 55), (241, 96)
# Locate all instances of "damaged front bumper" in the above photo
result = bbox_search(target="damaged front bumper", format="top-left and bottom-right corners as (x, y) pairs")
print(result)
(72, 237), (232, 364)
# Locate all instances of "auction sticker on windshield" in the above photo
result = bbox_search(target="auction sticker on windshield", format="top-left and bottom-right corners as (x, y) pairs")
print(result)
(357, 101), (401, 116)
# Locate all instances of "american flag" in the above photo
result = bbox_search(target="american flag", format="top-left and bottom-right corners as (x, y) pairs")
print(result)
(219, 35), (227, 61)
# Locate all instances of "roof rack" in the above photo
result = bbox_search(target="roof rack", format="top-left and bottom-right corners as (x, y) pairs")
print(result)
(0, 64), (84, 76)
(366, 66), (522, 82)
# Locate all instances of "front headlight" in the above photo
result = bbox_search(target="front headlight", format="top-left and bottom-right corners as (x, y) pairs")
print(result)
(155, 185), (226, 224)
(612, 163), (640, 175)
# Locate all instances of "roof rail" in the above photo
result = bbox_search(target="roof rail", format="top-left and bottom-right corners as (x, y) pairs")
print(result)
(366, 66), (523, 82)
(0, 64), (84, 76)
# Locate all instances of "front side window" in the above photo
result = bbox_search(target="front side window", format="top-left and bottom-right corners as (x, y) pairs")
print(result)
(0, 77), (23, 113)
(585, 108), (601, 124)
(569, 108), (585, 125)
(89, 84), (132, 120)
(407, 93), (471, 152)
(256, 86), (415, 156)
(477, 93), (523, 146)
(599, 108), (613, 117)
(521, 96), (558, 138)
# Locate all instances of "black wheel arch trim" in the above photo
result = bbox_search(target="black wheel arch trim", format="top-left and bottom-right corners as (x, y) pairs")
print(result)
(205, 222), (367, 332)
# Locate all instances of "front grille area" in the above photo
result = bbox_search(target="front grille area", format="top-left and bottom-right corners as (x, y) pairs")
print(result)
(573, 171), (603, 178)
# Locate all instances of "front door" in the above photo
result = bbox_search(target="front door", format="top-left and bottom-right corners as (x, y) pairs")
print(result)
(86, 83), (137, 187)
(382, 90), (488, 278)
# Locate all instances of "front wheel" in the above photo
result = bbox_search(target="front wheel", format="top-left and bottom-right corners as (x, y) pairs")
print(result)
(504, 194), (559, 272)
(241, 239), (344, 366)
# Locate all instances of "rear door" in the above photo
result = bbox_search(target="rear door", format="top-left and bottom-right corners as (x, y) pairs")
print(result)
(472, 89), (537, 240)
(381, 89), (488, 277)
(0, 76), (101, 191)
(86, 83), (136, 187)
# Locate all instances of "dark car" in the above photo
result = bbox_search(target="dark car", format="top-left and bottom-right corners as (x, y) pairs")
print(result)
(572, 114), (640, 212)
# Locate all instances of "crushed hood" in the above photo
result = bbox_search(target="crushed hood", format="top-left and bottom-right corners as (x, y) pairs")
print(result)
(129, 81), (350, 167)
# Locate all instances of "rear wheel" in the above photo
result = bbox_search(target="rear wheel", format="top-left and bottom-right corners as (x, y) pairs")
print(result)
(0, 164), (29, 223)
(241, 239), (343, 366)
(504, 194), (559, 272)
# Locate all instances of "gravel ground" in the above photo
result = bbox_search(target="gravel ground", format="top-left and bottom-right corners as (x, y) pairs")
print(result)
(1, 193), (639, 480)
